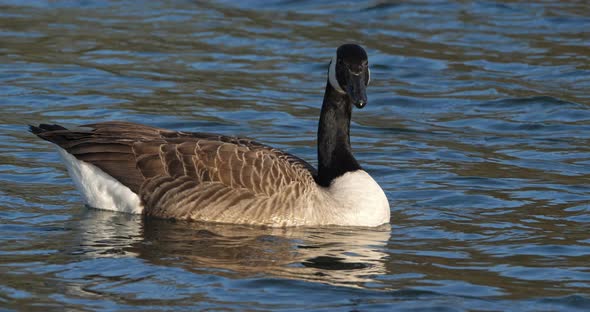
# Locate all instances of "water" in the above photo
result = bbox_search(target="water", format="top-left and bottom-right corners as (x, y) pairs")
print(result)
(1, 0), (589, 310)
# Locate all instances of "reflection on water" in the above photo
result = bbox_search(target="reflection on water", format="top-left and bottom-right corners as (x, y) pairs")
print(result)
(1, 0), (590, 310)
(78, 209), (391, 289)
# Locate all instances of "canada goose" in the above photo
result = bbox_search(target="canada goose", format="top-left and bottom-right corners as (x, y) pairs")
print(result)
(30, 43), (390, 227)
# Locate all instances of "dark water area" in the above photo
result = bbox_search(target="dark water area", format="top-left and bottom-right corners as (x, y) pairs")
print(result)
(1, 0), (589, 311)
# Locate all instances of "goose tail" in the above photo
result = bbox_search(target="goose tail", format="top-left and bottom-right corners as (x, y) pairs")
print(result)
(29, 123), (67, 134)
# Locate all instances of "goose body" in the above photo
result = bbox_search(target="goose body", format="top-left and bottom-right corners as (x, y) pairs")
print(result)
(31, 44), (390, 227)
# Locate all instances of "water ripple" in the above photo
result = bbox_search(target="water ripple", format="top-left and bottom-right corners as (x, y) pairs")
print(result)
(1, 0), (589, 311)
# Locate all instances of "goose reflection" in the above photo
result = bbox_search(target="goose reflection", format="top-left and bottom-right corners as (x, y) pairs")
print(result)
(77, 209), (392, 288)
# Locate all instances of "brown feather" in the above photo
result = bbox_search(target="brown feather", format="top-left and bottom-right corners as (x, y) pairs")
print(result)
(31, 121), (318, 223)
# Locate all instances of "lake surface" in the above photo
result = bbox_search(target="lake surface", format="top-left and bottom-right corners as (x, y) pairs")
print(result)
(1, 0), (589, 311)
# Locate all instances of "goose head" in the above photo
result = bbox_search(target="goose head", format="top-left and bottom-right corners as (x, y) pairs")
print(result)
(328, 44), (371, 108)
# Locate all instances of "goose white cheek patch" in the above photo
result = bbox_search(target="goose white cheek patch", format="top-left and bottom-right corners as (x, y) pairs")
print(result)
(328, 55), (346, 94)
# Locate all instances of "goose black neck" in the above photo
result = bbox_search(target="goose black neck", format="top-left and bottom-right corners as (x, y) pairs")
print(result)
(315, 81), (361, 187)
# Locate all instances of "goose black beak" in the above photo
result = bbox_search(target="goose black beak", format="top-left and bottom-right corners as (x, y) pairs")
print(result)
(347, 73), (367, 109)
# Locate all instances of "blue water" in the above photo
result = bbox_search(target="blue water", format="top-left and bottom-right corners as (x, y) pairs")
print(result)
(1, 1), (589, 311)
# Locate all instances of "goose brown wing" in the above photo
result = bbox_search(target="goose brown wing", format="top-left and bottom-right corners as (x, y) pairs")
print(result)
(32, 121), (317, 204)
